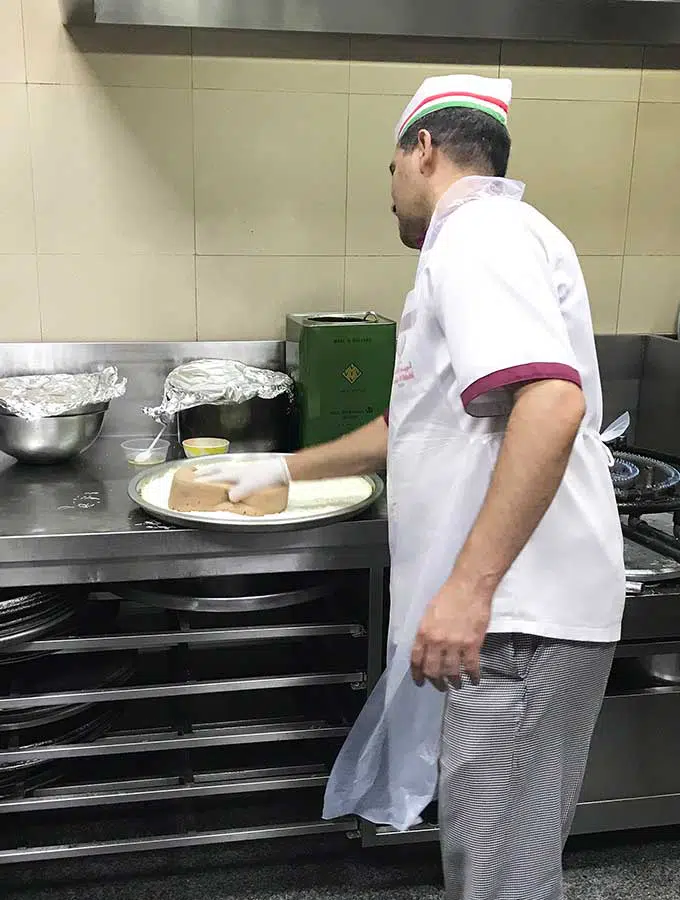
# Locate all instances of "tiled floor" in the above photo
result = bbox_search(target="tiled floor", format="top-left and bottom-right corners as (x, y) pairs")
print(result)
(2, 830), (679, 900)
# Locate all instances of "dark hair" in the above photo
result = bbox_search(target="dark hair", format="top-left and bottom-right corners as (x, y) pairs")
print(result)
(398, 107), (511, 177)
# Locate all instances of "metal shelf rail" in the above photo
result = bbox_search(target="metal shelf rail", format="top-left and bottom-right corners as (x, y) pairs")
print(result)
(0, 571), (385, 863)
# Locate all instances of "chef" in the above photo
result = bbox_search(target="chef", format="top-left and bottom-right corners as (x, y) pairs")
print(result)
(198, 75), (626, 900)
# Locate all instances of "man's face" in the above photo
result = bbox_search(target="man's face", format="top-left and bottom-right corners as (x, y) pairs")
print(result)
(390, 147), (430, 250)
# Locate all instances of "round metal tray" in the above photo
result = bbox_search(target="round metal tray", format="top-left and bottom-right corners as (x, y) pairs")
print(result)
(0, 588), (74, 621)
(0, 653), (136, 732)
(115, 574), (333, 613)
(0, 588), (83, 654)
(0, 707), (116, 773)
(0, 596), (119, 666)
(0, 761), (61, 798)
(0, 707), (116, 798)
(128, 455), (383, 533)
(0, 600), (79, 651)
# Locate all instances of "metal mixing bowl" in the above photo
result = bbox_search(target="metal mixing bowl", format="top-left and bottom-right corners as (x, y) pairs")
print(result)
(0, 405), (107, 464)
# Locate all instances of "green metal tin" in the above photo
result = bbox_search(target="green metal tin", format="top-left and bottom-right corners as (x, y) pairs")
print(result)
(286, 312), (396, 447)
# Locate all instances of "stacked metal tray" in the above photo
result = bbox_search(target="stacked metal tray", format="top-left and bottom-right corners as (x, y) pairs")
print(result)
(0, 706), (117, 798)
(116, 573), (335, 614)
(0, 589), (134, 798)
(0, 589), (81, 656)
(0, 651), (135, 797)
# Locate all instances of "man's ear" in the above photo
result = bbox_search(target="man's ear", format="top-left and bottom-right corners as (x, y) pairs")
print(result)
(417, 129), (435, 174)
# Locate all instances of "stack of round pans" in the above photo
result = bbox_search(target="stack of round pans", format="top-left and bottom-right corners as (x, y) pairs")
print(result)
(0, 651), (135, 797)
(0, 588), (81, 655)
(0, 595), (121, 667)
(0, 651), (136, 730)
(0, 705), (116, 798)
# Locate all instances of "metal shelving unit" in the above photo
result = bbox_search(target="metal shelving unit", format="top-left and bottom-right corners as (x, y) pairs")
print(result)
(0, 572), (384, 862)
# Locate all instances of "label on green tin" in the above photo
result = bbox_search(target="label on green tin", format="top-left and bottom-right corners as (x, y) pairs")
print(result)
(342, 364), (363, 384)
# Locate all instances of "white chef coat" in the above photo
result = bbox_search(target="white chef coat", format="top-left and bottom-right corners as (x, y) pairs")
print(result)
(390, 175), (625, 643)
(323, 175), (625, 831)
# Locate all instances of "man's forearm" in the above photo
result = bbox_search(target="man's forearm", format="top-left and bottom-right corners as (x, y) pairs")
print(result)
(451, 380), (586, 598)
(286, 416), (388, 481)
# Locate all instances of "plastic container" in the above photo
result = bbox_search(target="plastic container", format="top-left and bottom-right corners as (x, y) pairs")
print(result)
(182, 437), (230, 459)
(121, 438), (170, 466)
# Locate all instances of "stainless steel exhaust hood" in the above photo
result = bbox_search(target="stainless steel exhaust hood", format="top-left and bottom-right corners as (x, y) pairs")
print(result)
(61, 0), (680, 45)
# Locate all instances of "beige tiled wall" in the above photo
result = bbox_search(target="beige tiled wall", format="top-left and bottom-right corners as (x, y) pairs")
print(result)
(2, 1), (680, 342)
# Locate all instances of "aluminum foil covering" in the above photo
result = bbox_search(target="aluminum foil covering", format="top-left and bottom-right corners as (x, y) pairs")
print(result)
(144, 359), (294, 425)
(0, 368), (126, 420)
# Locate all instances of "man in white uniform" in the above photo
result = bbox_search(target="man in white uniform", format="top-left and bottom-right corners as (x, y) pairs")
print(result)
(199, 75), (626, 900)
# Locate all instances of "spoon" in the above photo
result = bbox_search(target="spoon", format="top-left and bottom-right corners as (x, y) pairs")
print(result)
(134, 426), (166, 465)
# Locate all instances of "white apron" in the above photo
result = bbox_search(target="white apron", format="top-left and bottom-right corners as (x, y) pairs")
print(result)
(322, 312), (505, 830)
(322, 178), (625, 831)
(322, 186), (500, 829)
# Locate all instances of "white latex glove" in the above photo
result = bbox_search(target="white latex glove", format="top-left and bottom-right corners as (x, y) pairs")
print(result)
(194, 457), (291, 503)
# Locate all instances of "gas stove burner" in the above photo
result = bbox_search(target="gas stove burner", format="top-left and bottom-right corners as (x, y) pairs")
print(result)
(611, 458), (640, 489)
(613, 451), (680, 501)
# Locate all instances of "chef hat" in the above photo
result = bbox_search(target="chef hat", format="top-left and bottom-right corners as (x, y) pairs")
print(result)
(395, 74), (512, 143)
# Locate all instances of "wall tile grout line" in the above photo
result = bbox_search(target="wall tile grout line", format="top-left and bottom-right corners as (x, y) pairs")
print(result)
(21, 76), (42, 339)
(342, 88), (352, 313)
(19, 0), (28, 85)
(616, 52), (645, 334)
(190, 28), (199, 341)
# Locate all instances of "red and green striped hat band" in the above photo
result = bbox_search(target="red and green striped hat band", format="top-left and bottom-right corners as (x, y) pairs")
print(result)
(397, 90), (509, 141)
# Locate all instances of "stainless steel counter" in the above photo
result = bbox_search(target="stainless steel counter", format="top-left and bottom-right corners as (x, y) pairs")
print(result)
(0, 431), (388, 863)
(0, 439), (389, 588)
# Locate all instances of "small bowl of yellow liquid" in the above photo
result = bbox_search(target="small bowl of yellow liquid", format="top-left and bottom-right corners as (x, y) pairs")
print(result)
(182, 437), (230, 459)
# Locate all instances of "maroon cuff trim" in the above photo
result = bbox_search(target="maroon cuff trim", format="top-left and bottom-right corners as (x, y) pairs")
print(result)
(383, 409), (389, 426)
(461, 363), (582, 412)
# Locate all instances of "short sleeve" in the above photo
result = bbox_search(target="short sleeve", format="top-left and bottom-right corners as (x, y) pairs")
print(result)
(431, 204), (582, 418)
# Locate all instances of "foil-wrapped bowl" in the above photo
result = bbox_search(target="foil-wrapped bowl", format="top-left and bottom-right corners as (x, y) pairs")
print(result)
(0, 368), (126, 421)
(144, 359), (293, 426)
(0, 368), (126, 463)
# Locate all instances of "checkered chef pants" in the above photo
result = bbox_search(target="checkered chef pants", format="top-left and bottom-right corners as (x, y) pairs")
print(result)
(439, 633), (615, 900)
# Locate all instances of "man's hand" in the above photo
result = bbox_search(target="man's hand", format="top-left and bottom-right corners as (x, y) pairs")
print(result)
(411, 579), (492, 691)
(195, 457), (290, 502)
